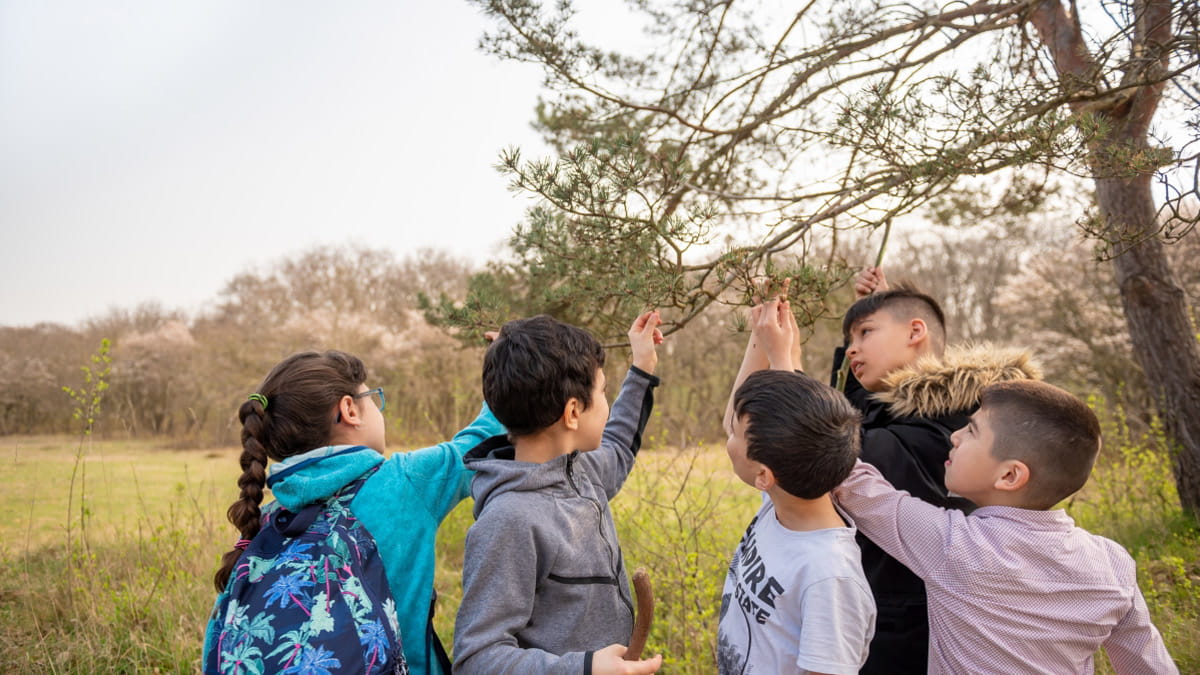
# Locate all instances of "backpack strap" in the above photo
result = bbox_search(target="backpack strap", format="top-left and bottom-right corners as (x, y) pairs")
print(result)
(275, 502), (322, 537)
(428, 589), (453, 673)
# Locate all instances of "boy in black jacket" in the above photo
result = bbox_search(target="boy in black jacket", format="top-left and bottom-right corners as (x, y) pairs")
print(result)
(832, 267), (1039, 674)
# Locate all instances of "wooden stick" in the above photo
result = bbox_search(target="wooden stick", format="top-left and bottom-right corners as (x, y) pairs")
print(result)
(627, 568), (655, 661)
(835, 353), (851, 392)
(839, 218), (892, 392)
(874, 218), (893, 269)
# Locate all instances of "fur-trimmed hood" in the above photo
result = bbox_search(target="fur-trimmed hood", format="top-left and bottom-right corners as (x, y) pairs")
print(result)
(872, 343), (1041, 419)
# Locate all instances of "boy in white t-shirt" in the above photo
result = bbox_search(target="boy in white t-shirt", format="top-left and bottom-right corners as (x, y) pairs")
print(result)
(718, 299), (876, 675)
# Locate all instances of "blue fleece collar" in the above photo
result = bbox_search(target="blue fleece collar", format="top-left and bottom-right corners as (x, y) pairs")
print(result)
(267, 444), (384, 511)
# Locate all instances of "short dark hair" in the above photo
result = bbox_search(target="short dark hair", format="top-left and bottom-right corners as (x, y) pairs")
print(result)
(843, 284), (947, 355)
(734, 370), (862, 499)
(483, 315), (606, 437)
(981, 380), (1102, 509)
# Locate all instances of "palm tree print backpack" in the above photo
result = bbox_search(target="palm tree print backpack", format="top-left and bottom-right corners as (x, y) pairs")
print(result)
(203, 466), (407, 674)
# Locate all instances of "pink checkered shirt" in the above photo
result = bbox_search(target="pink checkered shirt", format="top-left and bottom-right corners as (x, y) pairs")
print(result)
(833, 461), (1177, 674)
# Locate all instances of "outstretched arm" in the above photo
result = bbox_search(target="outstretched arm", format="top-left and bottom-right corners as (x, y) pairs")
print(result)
(723, 297), (805, 432)
(397, 332), (507, 521)
(394, 402), (504, 522)
(1104, 590), (1179, 674)
(584, 311), (663, 498)
(724, 302), (769, 436)
(832, 460), (955, 580)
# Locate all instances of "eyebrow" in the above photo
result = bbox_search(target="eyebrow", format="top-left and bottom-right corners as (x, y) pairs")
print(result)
(848, 318), (871, 333)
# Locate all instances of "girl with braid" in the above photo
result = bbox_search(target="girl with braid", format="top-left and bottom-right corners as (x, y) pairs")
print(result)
(203, 350), (503, 675)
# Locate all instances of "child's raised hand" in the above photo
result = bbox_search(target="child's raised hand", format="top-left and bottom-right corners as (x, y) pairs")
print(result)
(854, 266), (888, 299)
(752, 298), (796, 371)
(783, 300), (804, 370)
(750, 275), (790, 306)
(748, 302), (765, 350)
(628, 310), (663, 374)
(591, 644), (664, 675)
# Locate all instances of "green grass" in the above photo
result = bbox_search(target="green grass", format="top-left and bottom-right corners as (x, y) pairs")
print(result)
(0, 435), (233, 554)
(0, 435), (239, 673)
(1, 434), (1196, 673)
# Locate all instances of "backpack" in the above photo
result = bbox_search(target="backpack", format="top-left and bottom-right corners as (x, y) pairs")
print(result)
(203, 465), (408, 675)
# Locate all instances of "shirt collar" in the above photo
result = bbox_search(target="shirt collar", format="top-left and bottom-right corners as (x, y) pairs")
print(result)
(971, 505), (1075, 531)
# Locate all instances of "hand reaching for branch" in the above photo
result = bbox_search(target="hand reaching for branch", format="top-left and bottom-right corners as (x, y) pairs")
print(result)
(752, 299), (796, 371)
(629, 310), (664, 374)
(854, 266), (889, 299)
(591, 644), (664, 675)
(756, 276), (802, 368)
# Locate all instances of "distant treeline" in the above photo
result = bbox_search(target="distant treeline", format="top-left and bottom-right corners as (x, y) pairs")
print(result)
(3, 226), (1197, 447)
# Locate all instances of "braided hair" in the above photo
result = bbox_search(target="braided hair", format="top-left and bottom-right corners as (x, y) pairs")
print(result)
(212, 350), (367, 592)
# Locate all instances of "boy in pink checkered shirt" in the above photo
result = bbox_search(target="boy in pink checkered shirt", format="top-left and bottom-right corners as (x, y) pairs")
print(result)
(751, 307), (1179, 674)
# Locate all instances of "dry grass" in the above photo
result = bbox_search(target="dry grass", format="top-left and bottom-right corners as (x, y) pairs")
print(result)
(1, 436), (1195, 673)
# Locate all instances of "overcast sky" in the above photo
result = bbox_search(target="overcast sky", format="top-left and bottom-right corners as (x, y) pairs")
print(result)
(0, 2), (550, 328)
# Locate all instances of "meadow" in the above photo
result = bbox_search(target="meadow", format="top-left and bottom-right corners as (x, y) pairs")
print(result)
(1, 424), (1197, 673)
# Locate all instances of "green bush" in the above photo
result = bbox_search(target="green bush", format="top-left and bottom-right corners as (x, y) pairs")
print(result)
(613, 448), (759, 673)
(1066, 399), (1200, 673)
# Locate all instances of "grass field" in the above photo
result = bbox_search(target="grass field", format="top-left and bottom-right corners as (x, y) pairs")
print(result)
(1, 433), (1197, 673)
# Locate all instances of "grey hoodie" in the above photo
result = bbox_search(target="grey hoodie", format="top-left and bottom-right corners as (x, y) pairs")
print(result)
(452, 367), (659, 675)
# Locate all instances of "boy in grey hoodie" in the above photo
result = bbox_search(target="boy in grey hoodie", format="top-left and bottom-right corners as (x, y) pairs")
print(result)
(453, 312), (665, 675)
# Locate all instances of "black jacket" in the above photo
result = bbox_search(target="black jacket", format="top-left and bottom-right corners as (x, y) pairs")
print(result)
(832, 344), (1040, 673)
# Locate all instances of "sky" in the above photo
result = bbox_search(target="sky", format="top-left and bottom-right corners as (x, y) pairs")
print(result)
(5, 4), (1191, 330)
(0, 2), (552, 328)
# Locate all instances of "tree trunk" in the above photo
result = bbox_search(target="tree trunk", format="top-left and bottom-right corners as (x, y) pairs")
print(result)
(1095, 174), (1200, 515)
(1029, 0), (1200, 513)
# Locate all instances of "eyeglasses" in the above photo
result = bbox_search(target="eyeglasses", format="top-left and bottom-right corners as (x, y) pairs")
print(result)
(353, 387), (386, 412)
(336, 387), (386, 423)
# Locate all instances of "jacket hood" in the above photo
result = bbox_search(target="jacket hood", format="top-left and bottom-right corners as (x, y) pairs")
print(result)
(463, 435), (578, 519)
(873, 343), (1041, 419)
(266, 444), (384, 511)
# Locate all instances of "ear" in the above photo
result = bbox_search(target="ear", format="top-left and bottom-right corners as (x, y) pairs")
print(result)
(336, 395), (363, 428)
(753, 464), (776, 492)
(907, 318), (928, 347)
(562, 397), (583, 431)
(994, 459), (1030, 493)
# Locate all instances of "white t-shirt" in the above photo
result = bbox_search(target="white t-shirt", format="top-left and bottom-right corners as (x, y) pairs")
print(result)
(717, 496), (876, 675)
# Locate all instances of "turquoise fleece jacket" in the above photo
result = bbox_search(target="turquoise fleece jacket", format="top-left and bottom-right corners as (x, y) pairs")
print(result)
(236, 403), (501, 675)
